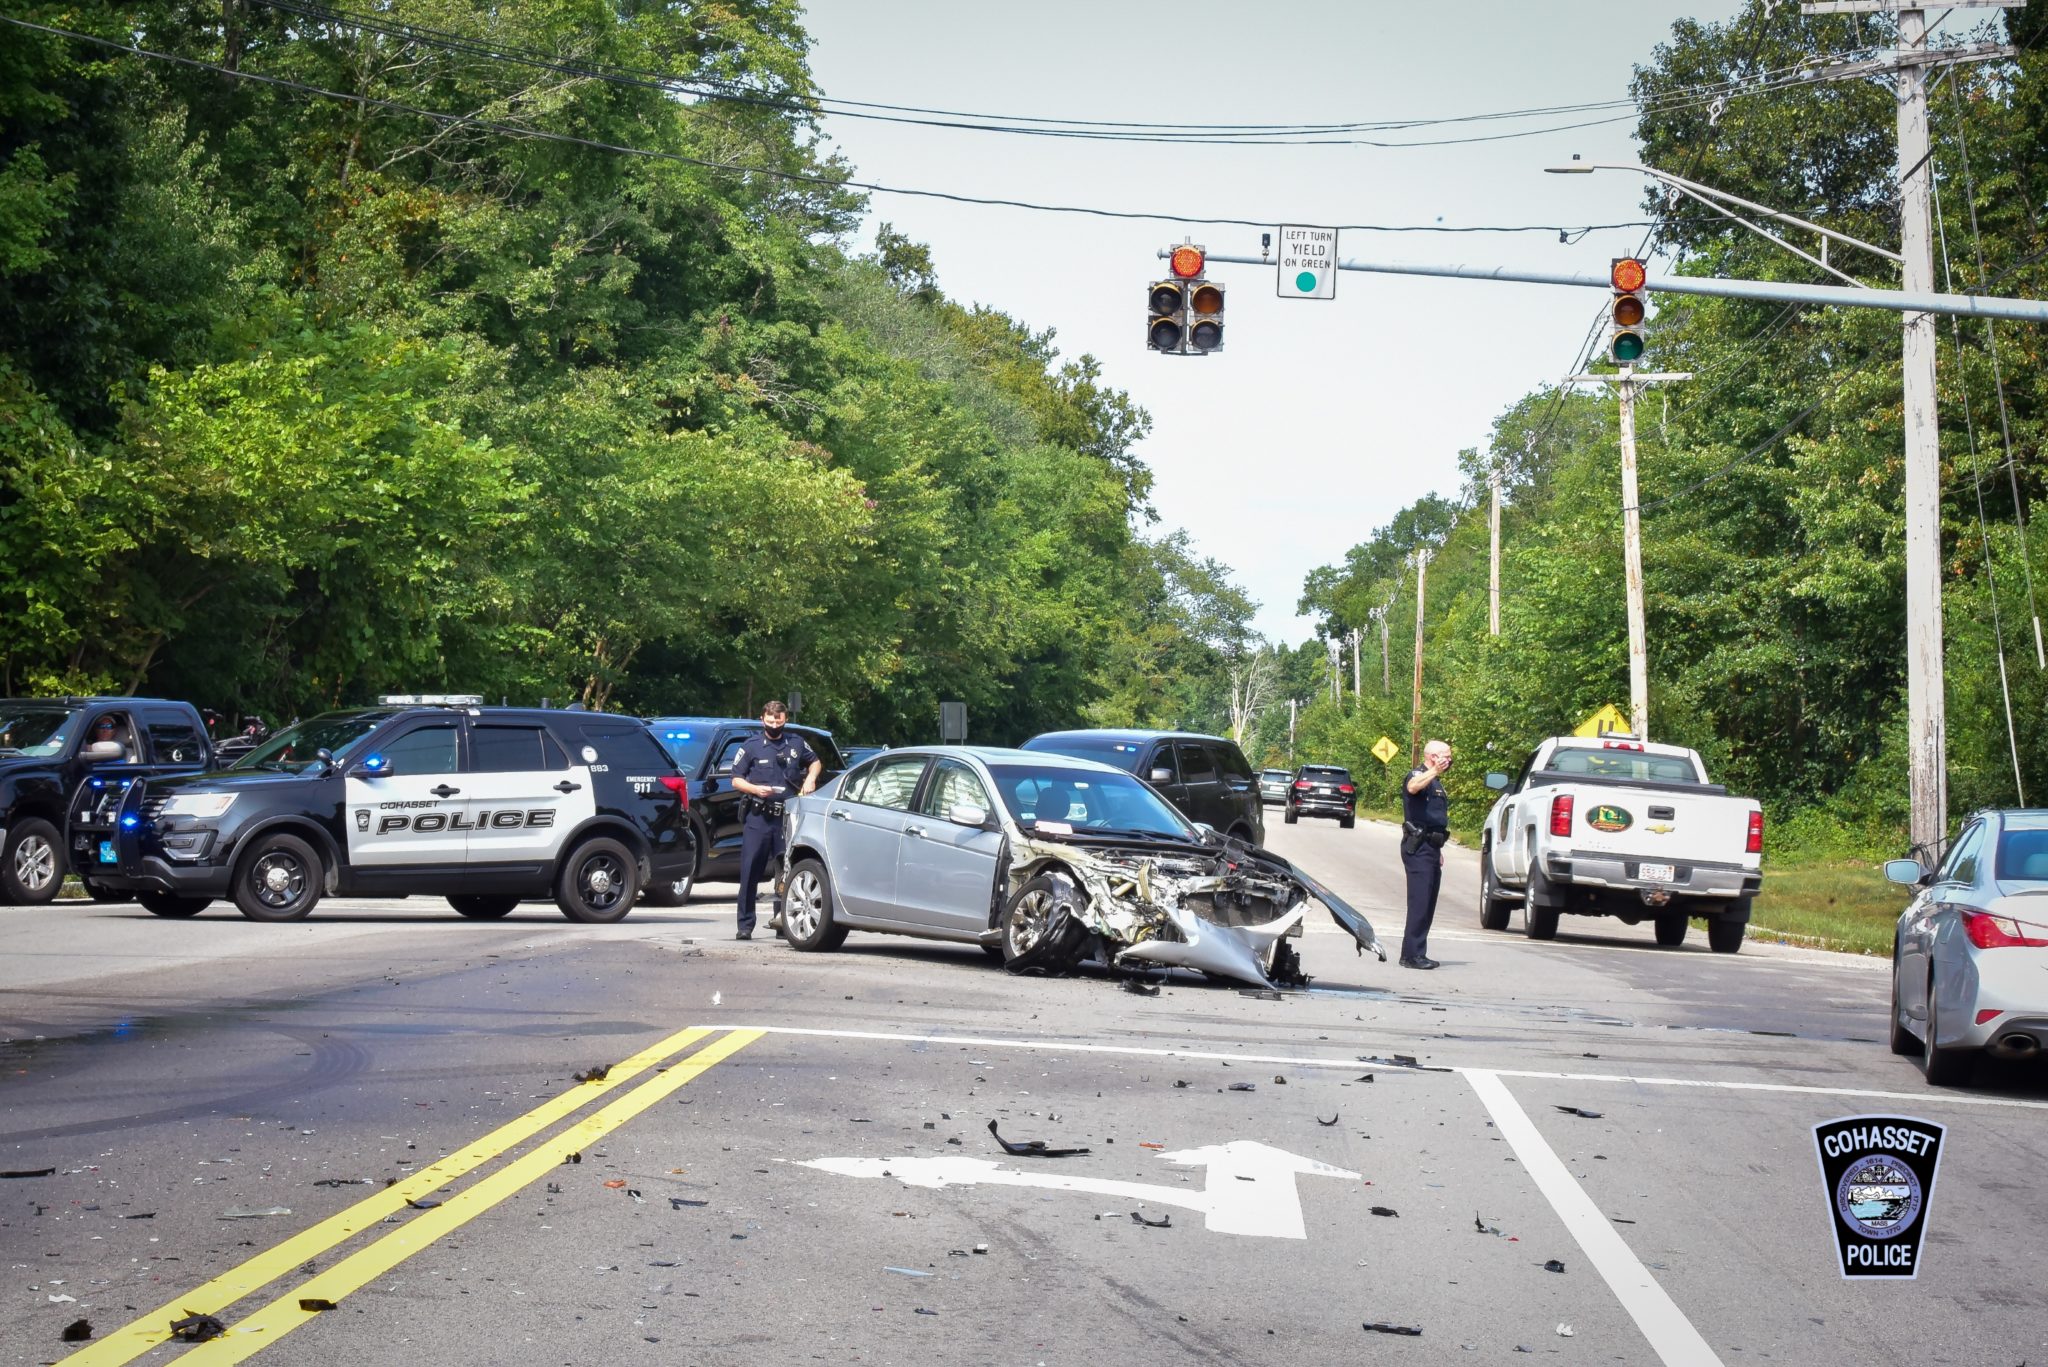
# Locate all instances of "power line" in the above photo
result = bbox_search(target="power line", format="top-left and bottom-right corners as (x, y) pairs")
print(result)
(1631, 379), (1843, 515)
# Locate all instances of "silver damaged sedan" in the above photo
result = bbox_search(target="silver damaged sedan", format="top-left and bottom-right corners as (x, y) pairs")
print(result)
(1886, 808), (2048, 1085)
(778, 746), (1383, 988)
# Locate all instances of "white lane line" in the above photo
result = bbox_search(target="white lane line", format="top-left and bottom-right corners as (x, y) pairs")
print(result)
(1467, 1069), (1723, 1366)
(711, 1024), (2048, 1111)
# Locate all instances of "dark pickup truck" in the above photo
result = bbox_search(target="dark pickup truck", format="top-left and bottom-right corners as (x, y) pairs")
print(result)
(0, 697), (214, 903)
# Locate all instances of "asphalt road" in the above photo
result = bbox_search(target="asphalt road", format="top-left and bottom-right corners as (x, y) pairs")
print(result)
(3, 816), (2045, 1366)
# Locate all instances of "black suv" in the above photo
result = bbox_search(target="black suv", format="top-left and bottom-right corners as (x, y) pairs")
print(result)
(2, 697), (214, 904)
(642, 716), (845, 903)
(70, 700), (692, 923)
(1018, 730), (1265, 845)
(1285, 764), (1357, 828)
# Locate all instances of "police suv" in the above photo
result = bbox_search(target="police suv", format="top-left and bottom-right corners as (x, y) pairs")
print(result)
(69, 697), (694, 923)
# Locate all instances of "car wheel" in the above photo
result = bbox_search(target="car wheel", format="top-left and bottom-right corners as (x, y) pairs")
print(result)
(783, 858), (848, 951)
(979, 942), (1006, 963)
(80, 879), (133, 904)
(1000, 872), (1090, 975)
(636, 838), (699, 907)
(232, 833), (324, 922)
(555, 838), (639, 924)
(1706, 918), (1746, 954)
(138, 891), (211, 918)
(1654, 913), (1688, 947)
(1888, 944), (1920, 1057)
(2, 818), (65, 904)
(448, 894), (519, 919)
(1478, 841), (1511, 932)
(1523, 864), (1560, 940)
(1920, 975), (1974, 1086)
(1283, 806), (1299, 825)
(1339, 812), (1355, 830)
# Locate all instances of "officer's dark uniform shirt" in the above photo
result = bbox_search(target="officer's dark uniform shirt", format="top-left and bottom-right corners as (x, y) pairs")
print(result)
(731, 730), (818, 805)
(1403, 769), (1449, 833)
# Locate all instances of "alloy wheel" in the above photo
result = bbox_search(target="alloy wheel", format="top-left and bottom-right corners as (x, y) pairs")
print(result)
(786, 868), (825, 941)
(12, 835), (56, 895)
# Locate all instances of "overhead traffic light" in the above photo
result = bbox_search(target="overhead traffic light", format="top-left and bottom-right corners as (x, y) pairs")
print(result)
(1149, 245), (1214, 356)
(1608, 256), (1648, 365)
(1187, 279), (1225, 353)
(1147, 279), (1186, 352)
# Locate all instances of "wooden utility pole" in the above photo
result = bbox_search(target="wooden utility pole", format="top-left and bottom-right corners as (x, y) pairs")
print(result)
(1488, 468), (1502, 637)
(1409, 549), (1430, 762)
(1371, 604), (1390, 693)
(1348, 625), (1363, 698)
(1288, 696), (1298, 763)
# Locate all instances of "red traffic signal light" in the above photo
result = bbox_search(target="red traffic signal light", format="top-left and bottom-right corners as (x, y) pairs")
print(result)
(1169, 245), (1206, 279)
(1611, 257), (1647, 292)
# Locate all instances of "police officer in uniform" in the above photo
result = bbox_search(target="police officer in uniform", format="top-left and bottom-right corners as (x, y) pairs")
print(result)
(729, 701), (821, 941)
(1399, 739), (1454, 969)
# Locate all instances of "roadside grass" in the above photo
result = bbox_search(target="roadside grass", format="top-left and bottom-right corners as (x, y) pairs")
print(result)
(1744, 858), (1904, 957)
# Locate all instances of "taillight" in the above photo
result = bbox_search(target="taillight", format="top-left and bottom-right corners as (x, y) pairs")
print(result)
(1338, 784), (1355, 795)
(659, 774), (689, 809)
(1294, 780), (1311, 790)
(1745, 810), (1763, 855)
(1549, 794), (1573, 837)
(1962, 911), (2048, 949)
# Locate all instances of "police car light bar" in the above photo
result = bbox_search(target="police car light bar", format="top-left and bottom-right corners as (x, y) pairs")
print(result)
(378, 694), (485, 706)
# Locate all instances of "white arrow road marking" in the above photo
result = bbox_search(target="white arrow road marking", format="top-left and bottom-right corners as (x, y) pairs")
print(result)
(798, 1140), (1358, 1239)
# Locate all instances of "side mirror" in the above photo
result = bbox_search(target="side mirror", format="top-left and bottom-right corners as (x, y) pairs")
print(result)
(1148, 767), (1173, 784)
(84, 741), (125, 762)
(1484, 771), (1511, 791)
(314, 747), (336, 775)
(1883, 858), (1928, 887)
(947, 803), (991, 829)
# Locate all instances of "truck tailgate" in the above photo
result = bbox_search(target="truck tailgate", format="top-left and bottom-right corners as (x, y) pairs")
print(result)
(1570, 787), (1756, 865)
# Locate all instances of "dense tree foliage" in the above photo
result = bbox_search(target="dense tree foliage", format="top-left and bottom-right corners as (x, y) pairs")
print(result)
(0, 1), (1252, 744)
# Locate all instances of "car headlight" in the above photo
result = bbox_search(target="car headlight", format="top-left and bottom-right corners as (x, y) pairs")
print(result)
(160, 792), (237, 820)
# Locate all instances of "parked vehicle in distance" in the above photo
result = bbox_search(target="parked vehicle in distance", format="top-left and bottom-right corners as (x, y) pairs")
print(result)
(1478, 734), (1763, 953)
(2, 696), (213, 904)
(72, 697), (692, 923)
(643, 716), (844, 904)
(1257, 769), (1292, 805)
(1286, 764), (1357, 828)
(1885, 810), (2048, 1086)
(779, 745), (1382, 987)
(1017, 730), (1265, 847)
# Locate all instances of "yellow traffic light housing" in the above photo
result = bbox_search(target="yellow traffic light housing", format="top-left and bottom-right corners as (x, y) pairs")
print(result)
(1187, 280), (1225, 353)
(1608, 257), (1648, 365)
(1148, 279), (1186, 352)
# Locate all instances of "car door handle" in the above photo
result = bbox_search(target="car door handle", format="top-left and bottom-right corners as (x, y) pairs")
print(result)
(905, 825), (926, 838)
(829, 810), (850, 821)
(554, 781), (582, 793)
(431, 785), (461, 797)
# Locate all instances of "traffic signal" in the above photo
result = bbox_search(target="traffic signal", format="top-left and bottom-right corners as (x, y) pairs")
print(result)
(1608, 257), (1648, 365)
(1147, 279), (1186, 352)
(1187, 279), (1225, 353)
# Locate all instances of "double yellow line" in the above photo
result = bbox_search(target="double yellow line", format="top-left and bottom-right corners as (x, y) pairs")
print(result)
(65, 1025), (760, 1366)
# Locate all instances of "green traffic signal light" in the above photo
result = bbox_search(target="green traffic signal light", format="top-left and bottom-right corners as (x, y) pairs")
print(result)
(1610, 331), (1645, 363)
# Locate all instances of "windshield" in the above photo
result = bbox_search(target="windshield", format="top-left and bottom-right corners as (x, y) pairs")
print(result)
(986, 763), (1195, 839)
(0, 704), (82, 757)
(1261, 770), (1291, 781)
(232, 711), (390, 773)
(650, 721), (715, 774)
(1019, 735), (1147, 773)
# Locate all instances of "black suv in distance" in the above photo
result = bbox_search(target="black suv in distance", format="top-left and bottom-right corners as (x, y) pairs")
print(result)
(71, 700), (692, 923)
(2, 696), (214, 904)
(1286, 764), (1357, 828)
(643, 717), (845, 904)
(1018, 730), (1265, 846)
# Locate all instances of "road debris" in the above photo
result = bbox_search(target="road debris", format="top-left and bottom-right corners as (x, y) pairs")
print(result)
(298, 1297), (338, 1312)
(603, 1180), (628, 1189)
(1358, 1053), (1452, 1073)
(914, 1307), (939, 1316)
(1554, 1106), (1604, 1119)
(61, 1319), (92, 1342)
(973, 1243), (989, 1254)
(670, 1197), (709, 1209)
(48, 1293), (77, 1304)
(1369, 1206), (1399, 1218)
(220, 1206), (292, 1219)
(1272, 1075), (1288, 1085)
(563, 1151), (583, 1164)
(2, 1167), (56, 1178)
(1556, 1323), (1575, 1337)
(1120, 978), (1160, 997)
(1130, 1211), (1172, 1228)
(1317, 1114), (1339, 1126)
(573, 1064), (611, 1083)
(1227, 1082), (1256, 1092)
(1172, 1080), (1189, 1088)
(313, 1178), (369, 1187)
(169, 1312), (227, 1343)
(884, 1266), (933, 1277)
(122, 1212), (156, 1219)
(987, 1119), (1090, 1158)
(1542, 1259), (1566, 1273)
(406, 1196), (442, 1210)
(1355, 1073), (1374, 1083)
(1363, 1321), (1423, 1336)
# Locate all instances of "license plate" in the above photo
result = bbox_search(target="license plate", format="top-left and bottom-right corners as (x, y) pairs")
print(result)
(98, 840), (117, 865)
(1638, 862), (1675, 882)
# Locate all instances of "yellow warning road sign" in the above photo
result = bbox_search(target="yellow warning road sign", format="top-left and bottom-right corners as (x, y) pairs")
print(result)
(1371, 736), (1401, 765)
(1573, 704), (1631, 738)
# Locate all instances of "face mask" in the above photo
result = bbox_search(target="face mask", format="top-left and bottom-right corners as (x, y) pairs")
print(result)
(764, 722), (785, 738)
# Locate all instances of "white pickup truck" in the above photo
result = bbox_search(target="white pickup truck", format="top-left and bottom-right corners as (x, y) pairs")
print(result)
(1478, 735), (1764, 953)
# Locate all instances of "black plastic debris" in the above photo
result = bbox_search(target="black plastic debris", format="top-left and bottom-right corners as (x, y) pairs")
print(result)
(1370, 1206), (1399, 1218)
(1359, 1053), (1452, 1073)
(1172, 1080), (1189, 1089)
(1317, 1114), (1339, 1127)
(1554, 1106), (1603, 1119)
(1121, 979), (1160, 997)
(1475, 1214), (1506, 1237)
(1272, 1075), (1288, 1085)
(169, 1312), (227, 1343)
(1611, 1216), (1636, 1224)
(299, 1297), (339, 1312)
(1363, 1321), (1422, 1336)
(1582, 1053), (1600, 1059)
(313, 1178), (369, 1188)
(914, 1307), (939, 1316)
(572, 1064), (611, 1084)
(123, 1212), (156, 1220)
(987, 1119), (1090, 1158)
(1227, 1082), (1256, 1093)
(406, 1197), (442, 1210)
(0, 1167), (55, 1179)
(1356, 1073), (1374, 1083)
(563, 1151), (583, 1164)
(1129, 1211), (1171, 1228)
(546, 1183), (562, 1195)
(670, 1197), (709, 1209)
(61, 1319), (92, 1343)
(1542, 1260), (1566, 1274)
(922, 1121), (936, 1129)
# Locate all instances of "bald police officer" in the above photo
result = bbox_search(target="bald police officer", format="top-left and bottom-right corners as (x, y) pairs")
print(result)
(1399, 739), (1453, 969)
(729, 701), (820, 941)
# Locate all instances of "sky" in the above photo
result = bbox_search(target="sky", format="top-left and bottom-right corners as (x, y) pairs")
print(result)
(797, 0), (1757, 643)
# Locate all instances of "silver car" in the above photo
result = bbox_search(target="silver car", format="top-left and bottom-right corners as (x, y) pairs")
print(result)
(1885, 809), (2048, 1085)
(778, 746), (1382, 989)
(1257, 768), (1292, 805)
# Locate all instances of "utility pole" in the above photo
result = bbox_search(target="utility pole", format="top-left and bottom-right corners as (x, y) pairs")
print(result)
(1348, 625), (1363, 698)
(1327, 637), (1342, 704)
(1288, 696), (1298, 763)
(1409, 549), (1430, 763)
(1488, 466), (1503, 637)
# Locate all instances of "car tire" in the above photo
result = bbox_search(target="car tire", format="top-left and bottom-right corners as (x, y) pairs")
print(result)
(1339, 813), (1355, 830)
(448, 894), (519, 919)
(636, 839), (699, 907)
(1000, 872), (1090, 975)
(783, 858), (849, 952)
(1654, 913), (1688, 947)
(80, 879), (134, 904)
(979, 942), (1006, 963)
(232, 833), (324, 922)
(555, 837), (639, 924)
(1706, 918), (1746, 954)
(2, 818), (65, 905)
(1283, 806), (1299, 825)
(1888, 944), (1919, 1057)
(1920, 976), (1974, 1086)
(138, 891), (211, 918)
(1523, 864), (1560, 940)
(1478, 842), (1512, 932)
